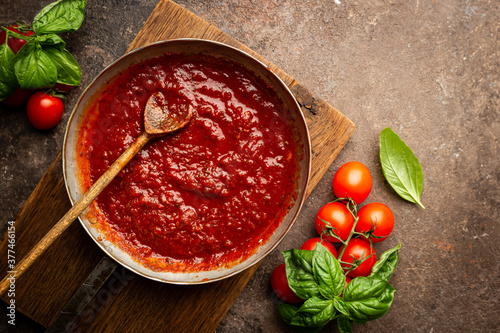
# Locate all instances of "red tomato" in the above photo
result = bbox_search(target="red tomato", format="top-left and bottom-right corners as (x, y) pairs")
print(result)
(315, 202), (354, 243)
(26, 92), (64, 130)
(271, 264), (303, 304)
(332, 161), (372, 204)
(339, 238), (376, 278)
(300, 237), (338, 258)
(356, 202), (395, 243)
(345, 276), (352, 289)
(2, 87), (35, 108)
(0, 24), (34, 54)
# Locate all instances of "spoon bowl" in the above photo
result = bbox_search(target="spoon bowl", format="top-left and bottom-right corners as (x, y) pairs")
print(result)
(144, 91), (193, 136)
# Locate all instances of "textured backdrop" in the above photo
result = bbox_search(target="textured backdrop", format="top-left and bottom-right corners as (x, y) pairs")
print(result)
(1, 0), (498, 332)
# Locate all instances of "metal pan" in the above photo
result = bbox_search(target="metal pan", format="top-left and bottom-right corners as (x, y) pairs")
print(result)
(62, 39), (311, 284)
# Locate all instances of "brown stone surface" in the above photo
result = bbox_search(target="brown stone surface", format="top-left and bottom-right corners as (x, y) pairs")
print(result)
(1, 0), (499, 332)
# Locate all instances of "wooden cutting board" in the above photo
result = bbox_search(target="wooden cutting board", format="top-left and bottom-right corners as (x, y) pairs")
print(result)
(0, 1), (354, 331)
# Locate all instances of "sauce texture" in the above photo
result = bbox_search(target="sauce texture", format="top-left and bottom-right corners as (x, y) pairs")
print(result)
(77, 54), (299, 272)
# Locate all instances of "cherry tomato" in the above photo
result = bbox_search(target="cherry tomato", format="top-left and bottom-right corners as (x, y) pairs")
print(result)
(332, 161), (372, 204)
(339, 238), (376, 278)
(2, 87), (35, 108)
(315, 202), (354, 243)
(300, 237), (338, 258)
(356, 202), (395, 243)
(0, 24), (34, 54)
(26, 91), (64, 130)
(345, 276), (352, 289)
(271, 264), (303, 304)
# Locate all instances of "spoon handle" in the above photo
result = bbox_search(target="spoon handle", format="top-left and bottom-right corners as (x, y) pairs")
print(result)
(0, 132), (151, 296)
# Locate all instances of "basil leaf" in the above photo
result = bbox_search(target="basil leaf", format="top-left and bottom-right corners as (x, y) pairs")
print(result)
(312, 243), (345, 299)
(14, 41), (58, 90)
(380, 127), (425, 209)
(277, 303), (326, 333)
(333, 296), (352, 319)
(292, 249), (315, 274)
(369, 243), (401, 281)
(33, 0), (87, 34)
(283, 249), (320, 300)
(277, 303), (300, 324)
(0, 43), (18, 100)
(36, 34), (66, 50)
(44, 46), (81, 86)
(343, 277), (395, 324)
(291, 296), (336, 327)
(337, 314), (354, 333)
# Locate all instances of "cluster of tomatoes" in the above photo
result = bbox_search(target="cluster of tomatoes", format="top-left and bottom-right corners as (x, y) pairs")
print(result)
(271, 161), (395, 303)
(1, 25), (69, 130)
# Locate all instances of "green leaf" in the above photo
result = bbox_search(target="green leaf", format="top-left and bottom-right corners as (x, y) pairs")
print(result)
(292, 249), (315, 274)
(333, 296), (352, 319)
(312, 243), (345, 299)
(283, 249), (320, 300)
(343, 277), (395, 324)
(337, 314), (354, 333)
(291, 296), (336, 327)
(36, 34), (66, 50)
(277, 303), (300, 324)
(277, 304), (326, 333)
(369, 243), (401, 281)
(44, 46), (81, 86)
(379, 127), (425, 209)
(13, 41), (58, 90)
(33, 0), (87, 34)
(0, 43), (18, 100)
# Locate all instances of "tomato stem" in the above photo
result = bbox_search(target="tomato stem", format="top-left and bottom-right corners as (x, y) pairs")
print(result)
(341, 252), (376, 275)
(336, 197), (363, 260)
(319, 218), (347, 245)
(338, 215), (359, 259)
(15, 20), (32, 33)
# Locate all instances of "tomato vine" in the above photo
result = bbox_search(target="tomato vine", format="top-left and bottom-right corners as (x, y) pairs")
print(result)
(272, 161), (403, 333)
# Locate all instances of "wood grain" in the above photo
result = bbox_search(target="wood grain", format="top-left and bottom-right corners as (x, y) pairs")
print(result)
(0, 152), (105, 326)
(0, 0), (354, 331)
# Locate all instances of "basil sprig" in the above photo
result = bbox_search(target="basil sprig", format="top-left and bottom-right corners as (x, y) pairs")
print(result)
(0, 0), (86, 100)
(379, 127), (425, 209)
(278, 243), (401, 333)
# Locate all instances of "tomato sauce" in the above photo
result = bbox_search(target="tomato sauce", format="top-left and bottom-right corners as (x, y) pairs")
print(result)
(77, 54), (299, 272)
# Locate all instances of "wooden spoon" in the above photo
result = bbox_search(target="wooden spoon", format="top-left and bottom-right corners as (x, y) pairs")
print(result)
(0, 91), (193, 295)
